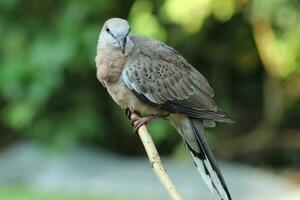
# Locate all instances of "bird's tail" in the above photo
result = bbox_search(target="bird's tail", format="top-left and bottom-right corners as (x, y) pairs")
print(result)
(187, 118), (232, 200)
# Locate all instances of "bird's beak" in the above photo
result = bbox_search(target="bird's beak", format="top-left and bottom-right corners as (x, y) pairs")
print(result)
(119, 37), (127, 54)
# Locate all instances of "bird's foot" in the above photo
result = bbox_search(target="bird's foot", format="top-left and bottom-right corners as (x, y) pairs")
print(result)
(131, 114), (169, 134)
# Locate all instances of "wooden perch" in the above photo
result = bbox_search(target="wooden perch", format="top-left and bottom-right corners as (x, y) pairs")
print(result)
(131, 113), (184, 200)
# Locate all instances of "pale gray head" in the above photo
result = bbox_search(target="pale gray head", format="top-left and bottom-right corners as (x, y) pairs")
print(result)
(97, 18), (132, 54)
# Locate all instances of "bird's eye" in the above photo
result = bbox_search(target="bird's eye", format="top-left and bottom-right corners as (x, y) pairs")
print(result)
(106, 28), (110, 32)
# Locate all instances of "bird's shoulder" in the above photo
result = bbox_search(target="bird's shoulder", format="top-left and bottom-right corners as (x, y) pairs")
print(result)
(126, 34), (211, 90)
(129, 34), (184, 63)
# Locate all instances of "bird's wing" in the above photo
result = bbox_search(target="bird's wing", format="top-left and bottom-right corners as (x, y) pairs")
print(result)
(122, 35), (232, 122)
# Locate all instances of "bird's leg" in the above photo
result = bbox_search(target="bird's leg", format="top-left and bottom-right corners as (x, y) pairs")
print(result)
(124, 108), (132, 120)
(131, 114), (169, 134)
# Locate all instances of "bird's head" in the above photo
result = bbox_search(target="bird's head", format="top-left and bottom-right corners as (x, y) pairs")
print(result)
(97, 18), (132, 55)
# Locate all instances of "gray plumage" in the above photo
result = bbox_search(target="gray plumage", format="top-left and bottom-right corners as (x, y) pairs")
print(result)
(122, 35), (233, 124)
(96, 18), (233, 200)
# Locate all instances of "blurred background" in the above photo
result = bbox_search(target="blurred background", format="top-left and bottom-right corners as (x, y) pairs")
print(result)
(0, 0), (300, 199)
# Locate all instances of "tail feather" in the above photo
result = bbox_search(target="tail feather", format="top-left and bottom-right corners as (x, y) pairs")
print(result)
(188, 118), (232, 200)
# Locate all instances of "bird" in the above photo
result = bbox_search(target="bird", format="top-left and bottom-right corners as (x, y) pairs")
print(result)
(95, 17), (234, 200)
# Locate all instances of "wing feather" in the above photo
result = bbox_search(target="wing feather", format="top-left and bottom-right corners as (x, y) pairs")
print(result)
(122, 35), (233, 123)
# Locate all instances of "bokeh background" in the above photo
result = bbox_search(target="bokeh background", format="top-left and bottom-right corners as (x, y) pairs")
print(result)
(1, 0), (300, 199)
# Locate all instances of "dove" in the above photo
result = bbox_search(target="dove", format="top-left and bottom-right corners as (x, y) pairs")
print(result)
(96, 18), (234, 200)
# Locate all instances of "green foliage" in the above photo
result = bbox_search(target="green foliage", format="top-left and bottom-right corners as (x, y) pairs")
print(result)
(0, 0), (128, 148)
(250, 0), (300, 78)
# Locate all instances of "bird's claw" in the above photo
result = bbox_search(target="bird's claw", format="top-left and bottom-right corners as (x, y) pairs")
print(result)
(131, 115), (166, 134)
(126, 112), (170, 134)
(132, 117), (148, 134)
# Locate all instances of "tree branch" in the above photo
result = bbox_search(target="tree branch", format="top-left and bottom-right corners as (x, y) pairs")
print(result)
(131, 113), (184, 200)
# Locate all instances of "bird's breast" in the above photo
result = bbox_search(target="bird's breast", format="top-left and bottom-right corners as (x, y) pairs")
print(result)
(96, 47), (167, 116)
(95, 48), (126, 83)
